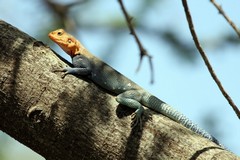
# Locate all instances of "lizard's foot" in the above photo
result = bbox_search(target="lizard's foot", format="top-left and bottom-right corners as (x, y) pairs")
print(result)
(52, 68), (67, 72)
(131, 110), (142, 129)
(52, 68), (69, 79)
(53, 67), (91, 79)
(115, 90), (144, 129)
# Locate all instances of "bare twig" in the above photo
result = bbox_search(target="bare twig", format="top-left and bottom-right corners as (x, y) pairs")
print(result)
(44, 0), (86, 30)
(210, 0), (240, 38)
(118, 0), (154, 83)
(182, 0), (240, 119)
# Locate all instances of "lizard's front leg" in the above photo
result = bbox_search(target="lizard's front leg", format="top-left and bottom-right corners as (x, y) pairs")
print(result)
(54, 54), (92, 78)
(53, 67), (91, 78)
(116, 90), (144, 128)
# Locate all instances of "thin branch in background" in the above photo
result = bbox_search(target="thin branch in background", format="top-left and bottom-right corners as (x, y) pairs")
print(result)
(182, 0), (240, 119)
(44, 0), (86, 30)
(210, 0), (240, 38)
(117, 0), (154, 84)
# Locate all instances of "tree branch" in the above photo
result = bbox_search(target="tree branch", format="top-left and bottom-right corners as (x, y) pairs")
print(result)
(210, 0), (240, 38)
(181, 0), (240, 119)
(0, 20), (238, 160)
(44, 0), (86, 30)
(117, 0), (154, 84)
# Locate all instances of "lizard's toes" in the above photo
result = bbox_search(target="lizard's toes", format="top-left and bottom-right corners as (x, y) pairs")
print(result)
(61, 73), (66, 79)
(52, 68), (63, 72)
(131, 112), (142, 129)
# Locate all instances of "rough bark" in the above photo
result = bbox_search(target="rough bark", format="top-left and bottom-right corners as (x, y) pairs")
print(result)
(0, 20), (238, 160)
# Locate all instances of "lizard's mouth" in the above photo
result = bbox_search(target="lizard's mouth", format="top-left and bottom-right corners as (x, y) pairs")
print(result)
(67, 50), (76, 58)
(69, 50), (74, 57)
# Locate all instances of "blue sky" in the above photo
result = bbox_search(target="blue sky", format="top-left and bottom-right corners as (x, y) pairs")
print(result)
(0, 0), (239, 159)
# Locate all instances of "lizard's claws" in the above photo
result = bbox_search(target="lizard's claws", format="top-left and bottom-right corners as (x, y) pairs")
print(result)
(131, 112), (142, 129)
(61, 73), (67, 79)
(52, 68), (65, 72)
(52, 68), (67, 79)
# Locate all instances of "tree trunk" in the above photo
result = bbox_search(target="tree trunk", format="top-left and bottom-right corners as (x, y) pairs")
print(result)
(0, 20), (238, 160)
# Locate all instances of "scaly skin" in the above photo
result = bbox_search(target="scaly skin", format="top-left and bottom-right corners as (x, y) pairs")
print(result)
(48, 29), (222, 147)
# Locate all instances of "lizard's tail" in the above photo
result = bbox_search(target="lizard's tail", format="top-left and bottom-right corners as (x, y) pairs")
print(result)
(142, 93), (223, 147)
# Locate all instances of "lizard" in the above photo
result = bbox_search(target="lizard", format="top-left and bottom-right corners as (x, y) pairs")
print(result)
(48, 29), (222, 147)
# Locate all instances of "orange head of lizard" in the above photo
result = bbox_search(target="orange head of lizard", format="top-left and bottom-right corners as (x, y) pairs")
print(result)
(48, 29), (81, 57)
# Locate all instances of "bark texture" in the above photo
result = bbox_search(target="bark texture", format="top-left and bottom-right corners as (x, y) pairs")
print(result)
(0, 20), (239, 160)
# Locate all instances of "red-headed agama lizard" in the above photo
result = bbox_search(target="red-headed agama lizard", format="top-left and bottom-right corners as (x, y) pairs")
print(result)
(48, 29), (223, 147)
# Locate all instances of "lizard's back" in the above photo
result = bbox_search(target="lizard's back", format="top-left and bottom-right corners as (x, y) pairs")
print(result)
(73, 54), (142, 95)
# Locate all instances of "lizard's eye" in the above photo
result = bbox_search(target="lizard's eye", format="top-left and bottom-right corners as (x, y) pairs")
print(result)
(68, 39), (72, 43)
(57, 32), (62, 36)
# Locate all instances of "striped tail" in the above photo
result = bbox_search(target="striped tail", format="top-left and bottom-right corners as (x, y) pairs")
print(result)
(142, 93), (222, 147)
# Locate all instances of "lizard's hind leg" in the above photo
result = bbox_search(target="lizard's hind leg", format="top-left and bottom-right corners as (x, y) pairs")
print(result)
(116, 90), (144, 128)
